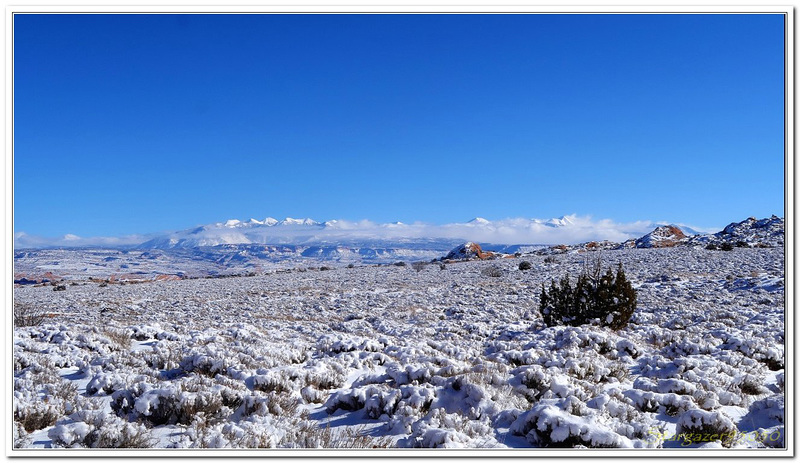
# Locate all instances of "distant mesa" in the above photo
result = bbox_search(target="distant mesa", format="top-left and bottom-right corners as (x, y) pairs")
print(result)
(13, 271), (62, 286)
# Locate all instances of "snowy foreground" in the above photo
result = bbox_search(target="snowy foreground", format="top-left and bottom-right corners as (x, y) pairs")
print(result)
(12, 247), (785, 452)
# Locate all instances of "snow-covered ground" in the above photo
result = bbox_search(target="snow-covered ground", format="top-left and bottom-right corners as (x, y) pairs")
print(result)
(12, 246), (785, 453)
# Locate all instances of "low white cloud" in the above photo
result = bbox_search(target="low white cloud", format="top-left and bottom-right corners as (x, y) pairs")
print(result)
(301, 215), (662, 245)
(14, 231), (154, 249)
(14, 215), (713, 249)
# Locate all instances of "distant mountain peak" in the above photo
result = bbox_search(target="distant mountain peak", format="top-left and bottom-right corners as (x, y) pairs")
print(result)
(530, 215), (575, 228)
(549, 215), (575, 227)
(279, 217), (319, 226)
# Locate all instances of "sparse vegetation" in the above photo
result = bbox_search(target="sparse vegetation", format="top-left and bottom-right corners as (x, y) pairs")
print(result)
(412, 261), (428, 272)
(12, 245), (784, 450)
(481, 265), (504, 278)
(707, 242), (735, 251)
(13, 302), (48, 327)
(539, 256), (636, 330)
(519, 261), (532, 271)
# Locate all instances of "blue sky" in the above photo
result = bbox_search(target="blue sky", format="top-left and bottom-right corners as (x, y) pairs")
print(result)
(14, 13), (785, 239)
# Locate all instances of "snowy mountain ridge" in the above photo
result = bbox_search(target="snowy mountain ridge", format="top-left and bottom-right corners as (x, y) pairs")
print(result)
(526, 216), (785, 257)
(135, 215), (583, 250)
(13, 215), (785, 282)
(13, 215), (781, 256)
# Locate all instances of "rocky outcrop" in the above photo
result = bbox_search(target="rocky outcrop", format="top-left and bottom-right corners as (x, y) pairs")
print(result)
(444, 242), (496, 260)
(688, 215), (784, 249)
(527, 216), (784, 256)
(634, 225), (688, 248)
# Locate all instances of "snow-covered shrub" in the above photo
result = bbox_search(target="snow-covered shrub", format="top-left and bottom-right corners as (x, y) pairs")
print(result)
(364, 389), (402, 419)
(301, 385), (326, 404)
(738, 375), (768, 396)
(86, 372), (132, 396)
(316, 334), (363, 354)
(585, 390), (652, 440)
(399, 409), (499, 448)
(111, 380), (230, 426)
(676, 409), (737, 447)
(263, 392), (301, 417)
(510, 402), (631, 448)
(755, 427), (784, 448)
(657, 378), (697, 396)
(748, 396), (784, 425)
(14, 302), (48, 327)
(481, 265), (504, 278)
(325, 385), (386, 414)
(606, 361), (630, 383)
(512, 365), (552, 402)
(287, 422), (394, 449)
(13, 422), (31, 448)
(98, 328), (133, 351)
(14, 361), (79, 432)
(115, 385), (181, 425)
(758, 347), (784, 371)
(190, 416), (281, 448)
(180, 352), (228, 377)
(304, 370), (346, 390)
(140, 342), (184, 370)
(539, 262), (636, 330)
(252, 373), (292, 394)
(565, 357), (611, 383)
(503, 348), (543, 367)
(130, 325), (160, 341)
(14, 399), (64, 433)
(49, 408), (154, 448)
(385, 363), (436, 386)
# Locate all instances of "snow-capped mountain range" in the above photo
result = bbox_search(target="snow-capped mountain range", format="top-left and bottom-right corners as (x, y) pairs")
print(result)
(14, 214), (774, 253)
(126, 214), (709, 250)
(137, 215), (589, 249)
(12, 215), (784, 281)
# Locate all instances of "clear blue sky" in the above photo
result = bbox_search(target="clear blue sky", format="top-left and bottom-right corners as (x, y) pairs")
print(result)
(14, 13), (785, 238)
